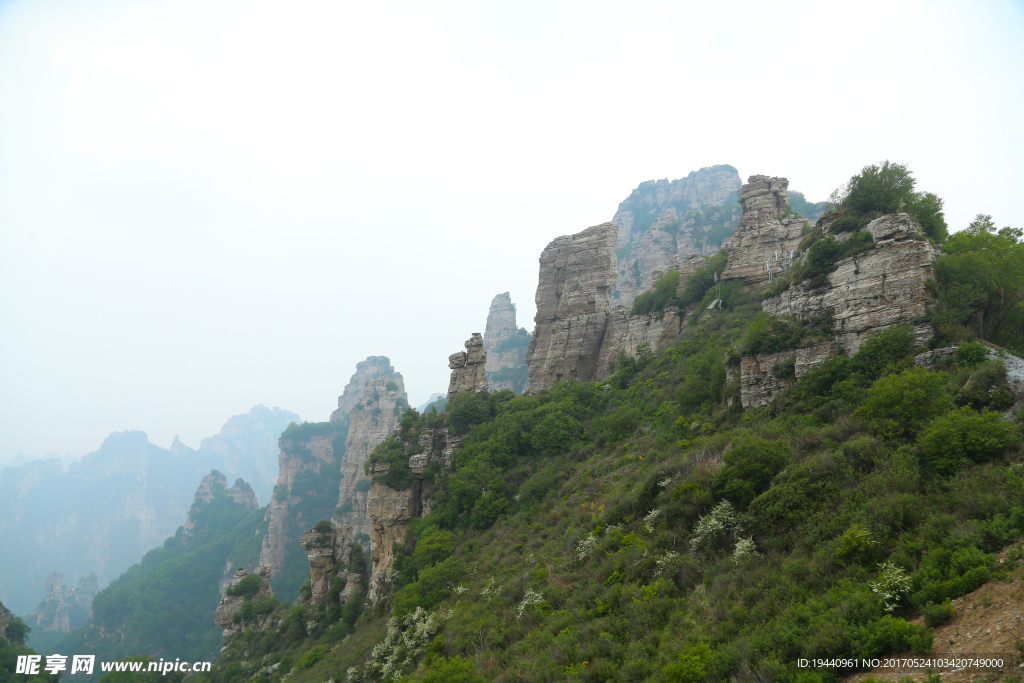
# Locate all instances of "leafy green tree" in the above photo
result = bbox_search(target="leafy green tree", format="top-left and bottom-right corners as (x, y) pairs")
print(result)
(934, 214), (1024, 351)
(713, 437), (793, 509)
(663, 643), (711, 683)
(917, 407), (1018, 476)
(855, 368), (952, 440)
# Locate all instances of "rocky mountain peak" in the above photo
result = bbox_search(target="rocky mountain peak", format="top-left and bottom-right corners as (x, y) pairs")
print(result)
(331, 356), (403, 423)
(483, 293), (530, 393)
(448, 333), (489, 399)
(183, 471), (259, 542)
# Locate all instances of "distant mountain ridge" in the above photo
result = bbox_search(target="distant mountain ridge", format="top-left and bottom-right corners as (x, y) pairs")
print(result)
(0, 404), (297, 615)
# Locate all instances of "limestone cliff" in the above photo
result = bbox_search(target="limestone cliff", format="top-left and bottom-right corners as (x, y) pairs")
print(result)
(448, 333), (489, 399)
(484, 293), (530, 394)
(213, 565), (273, 646)
(0, 602), (10, 644)
(299, 525), (354, 603)
(33, 571), (71, 633)
(365, 428), (452, 602)
(332, 375), (409, 537)
(525, 222), (619, 387)
(259, 358), (401, 585)
(183, 471), (258, 542)
(740, 214), (939, 408)
(721, 175), (810, 288)
(611, 166), (742, 308)
(330, 357), (403, 424)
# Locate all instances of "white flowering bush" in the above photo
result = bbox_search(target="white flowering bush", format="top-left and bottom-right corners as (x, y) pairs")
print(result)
(576, 533), (597, 561)
(870, 562), (912, 612)
(732, 537), (759, 564)
(481, 576), (502, 602)
(454, 584), (468, 596)
(643, 509), (662, 533)
(346, 666), (359, 682)
(654, 551), (680, 577)
(364, 607), (453, 680)
(689, 500), (739, 553)
(516, 588), (546, 620)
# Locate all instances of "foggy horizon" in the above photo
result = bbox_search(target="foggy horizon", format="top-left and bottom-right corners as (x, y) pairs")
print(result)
(3, 0), (1023, 465)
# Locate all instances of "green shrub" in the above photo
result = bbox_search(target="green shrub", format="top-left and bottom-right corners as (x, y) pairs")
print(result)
(921, 599), (956, 627)
(632, 269), (682, 317)
(835, 524), (878, 565)
(954, 342), (989, 367)
(295, 644), (329, 671)
(422, 656), (480, 683)
(664, 643), (711, 683)
(313, 519), (332, 534)
(713, 437), (793, 509)
(855, 368), (953, 440)
(497, 328), (531, 351)
(354, 478), (372, 493)
(918, 407), (1017, 476)
(225, 574), (262, 599)
(744, 313), (803, 356)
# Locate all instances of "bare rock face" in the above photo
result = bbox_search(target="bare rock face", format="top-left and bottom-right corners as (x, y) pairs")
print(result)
(525, 222), (619, 387)
(213, 565), (273, 646)
(330, 357), (403, 424)
(365, 426), (456, 602)
(366, 478), (418, 603)
(33, 571), (71, 633)
(484, 293), (530, 394)
(742, 214), (939, 407)
(611, 166), (742, 308)
(333, 375), (408, 536)
(183, 471), (258, 542)
(595, 306), (686, 380)
(448, 333), (489, 398)
(299, 524), (354, 603)
(721, 176), (809, 288)
(762, 218), (939, 354)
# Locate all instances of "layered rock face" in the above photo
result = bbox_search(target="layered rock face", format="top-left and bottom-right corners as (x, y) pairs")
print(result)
(183, 471), (259, 542)
(331, 357), (403, 424)
(0, 602), (11, 644)
(611, 166), (742, 308)
(721, 176), (809, 288)
(259, 358), (402, 582)
(34, 572), (70, 633)
(332, 375), (408, 537)
(299, 525), (354, 603)
(448, 333), (489, 398)
(525, 222), (700, 390)
(213, 565), (273, 646)
(740, 214), (939, 408)
(525, 222), (619, 387)
(366, 429), (453, 602)
(762, 215), (939, 353)
(484, 293), (530, 394)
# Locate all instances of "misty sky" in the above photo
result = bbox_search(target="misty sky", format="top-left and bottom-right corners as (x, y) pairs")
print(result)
(2, 0), (1022, 464)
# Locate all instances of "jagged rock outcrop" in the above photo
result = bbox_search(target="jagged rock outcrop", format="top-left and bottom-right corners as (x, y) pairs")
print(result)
(34, 572), (71, 633)
(332, 375), (408, 537)
(331, 357), (403, 424)
(740, 214), (940, 408)
(915, 344), (1024, 417)
(0, 601), (11, 644)
(183, 471), (258, 542)
(213, 565), (273, 646)
(721, 176), (809, 288)
(484, 293), (530, 394)
(365, 427), (455, 602)
(299, 524), (354, 603)
(611, 166), (742, 308)
(525, 223), (619, 387)
(762, 215), (939, 353)
(448, 333), (489, 398)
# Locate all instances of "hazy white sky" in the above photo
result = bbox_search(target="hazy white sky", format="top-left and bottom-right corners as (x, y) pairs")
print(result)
(2, 0), (1022, 463)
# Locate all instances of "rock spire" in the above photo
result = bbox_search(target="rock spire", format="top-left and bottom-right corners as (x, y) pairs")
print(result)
(447, 333), (488, 398)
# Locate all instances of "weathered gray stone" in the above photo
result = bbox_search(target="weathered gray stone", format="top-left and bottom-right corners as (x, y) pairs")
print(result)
(448, 333), (488, 398)
(184, 471), (257, 542)
(721, 175), (809, 288)
(299, 524), (354, 603)
(525, 223), (618, 387)
(484, 293), (529, 393)
(213, 565), (272, 646)
(611, 167), (742, 308)
(738, 342), (840, 408)
(330, 357), (403, 423)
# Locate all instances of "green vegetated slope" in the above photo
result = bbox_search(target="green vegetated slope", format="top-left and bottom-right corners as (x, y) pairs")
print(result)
(197, 189), (1024, 682)
(0, 605), (59, 683)
(49, 495), (266, 679)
